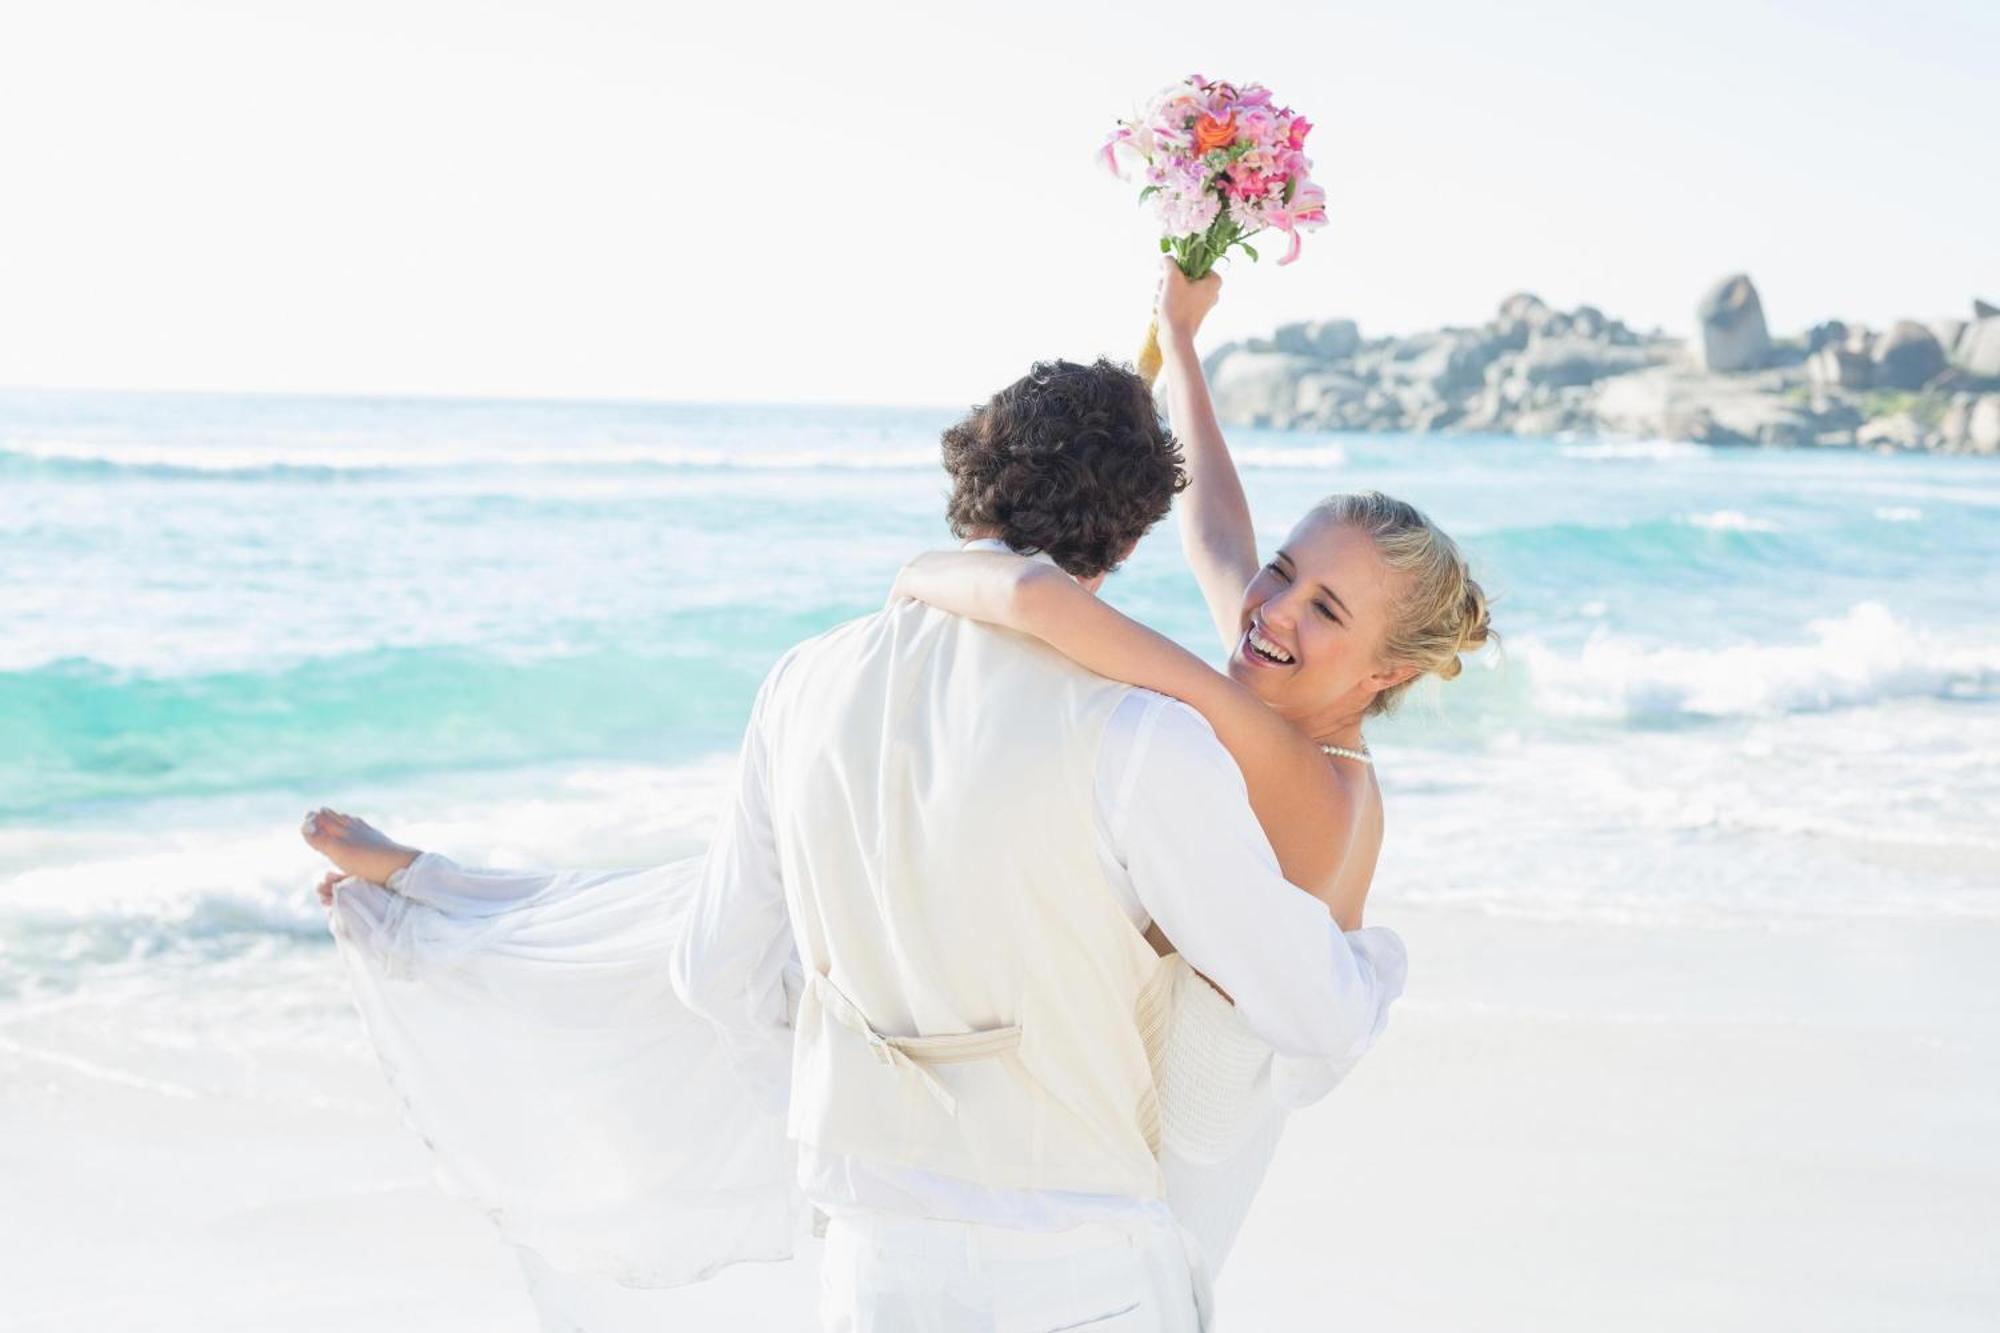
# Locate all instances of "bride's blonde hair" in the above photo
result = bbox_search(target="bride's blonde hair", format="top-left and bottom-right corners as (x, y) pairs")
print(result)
(1309, 491), (1494, 714)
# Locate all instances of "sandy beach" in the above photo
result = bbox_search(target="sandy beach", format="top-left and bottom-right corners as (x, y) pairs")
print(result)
(10, 902), (1993, 1332)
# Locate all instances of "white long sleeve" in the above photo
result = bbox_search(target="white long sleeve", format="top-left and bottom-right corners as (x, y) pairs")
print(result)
(668, 648), (799, 1112)
(1097, 692), (1406, 1064)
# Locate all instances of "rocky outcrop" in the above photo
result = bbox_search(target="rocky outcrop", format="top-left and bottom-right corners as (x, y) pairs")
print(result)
(1929, 319), (1967, 360)
(1695, 274), (1771, 373)
(1195, 283), (2000, 454)
(1955, 318), (2000, 378)
(1872, 322), (1948, 391)
(1207, 351), (1325, 426)
(1976, 397), (2000, 453)
(1808, 343), (1872, 390)
(1938, 394), (2000, 454)
(1272, 319), (1360, 361)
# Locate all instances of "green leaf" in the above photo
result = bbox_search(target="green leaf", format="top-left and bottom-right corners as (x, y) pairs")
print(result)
(1160, 236), (1173, 253)
(1240, 242), (1259, 261)
(1138, 185), (1159, 203)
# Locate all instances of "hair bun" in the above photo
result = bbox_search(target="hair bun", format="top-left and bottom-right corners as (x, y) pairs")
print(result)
(1456, 579), (1495, 656)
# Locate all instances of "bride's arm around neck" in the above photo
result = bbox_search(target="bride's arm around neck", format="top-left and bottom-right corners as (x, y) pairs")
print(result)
(891, 550), (1361, 923)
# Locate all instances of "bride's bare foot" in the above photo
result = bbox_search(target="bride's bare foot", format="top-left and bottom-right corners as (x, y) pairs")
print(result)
(301, 808), (421, 885)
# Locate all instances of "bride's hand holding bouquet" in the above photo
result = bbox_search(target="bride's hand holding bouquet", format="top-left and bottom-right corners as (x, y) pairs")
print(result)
(1156, 260), (1222, 353)
(1102, 74), (1328, 383)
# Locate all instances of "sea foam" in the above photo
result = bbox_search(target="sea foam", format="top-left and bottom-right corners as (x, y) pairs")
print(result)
(1514, 602), (2000, 722)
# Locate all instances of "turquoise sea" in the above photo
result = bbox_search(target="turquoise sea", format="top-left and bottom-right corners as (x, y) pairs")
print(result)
(2, 388), (1996, 1003)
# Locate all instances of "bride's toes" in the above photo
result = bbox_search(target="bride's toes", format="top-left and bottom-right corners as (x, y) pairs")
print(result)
(301, 806), (420, 884)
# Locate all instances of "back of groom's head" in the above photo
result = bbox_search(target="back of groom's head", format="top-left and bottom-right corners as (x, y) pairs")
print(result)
(942, 358), (1187, 580)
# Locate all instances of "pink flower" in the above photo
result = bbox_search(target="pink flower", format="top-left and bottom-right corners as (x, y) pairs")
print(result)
(1168, 160), (1209, 195)
(1159, 190), (1221, 235)
(1288, 116), (1313, 150)
(1237, 108), (1277, 147)
(1266, 181), (1328, 265)
(1099, 128), (1132, 177)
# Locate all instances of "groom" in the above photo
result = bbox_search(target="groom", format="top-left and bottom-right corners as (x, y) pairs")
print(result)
(673, 358), (1396, 1330)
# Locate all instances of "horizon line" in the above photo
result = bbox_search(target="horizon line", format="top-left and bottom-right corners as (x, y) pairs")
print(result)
(0, 381), (975, 415)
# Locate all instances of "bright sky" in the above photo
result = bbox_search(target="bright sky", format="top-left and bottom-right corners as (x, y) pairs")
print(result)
(2, 0), (1994, 406)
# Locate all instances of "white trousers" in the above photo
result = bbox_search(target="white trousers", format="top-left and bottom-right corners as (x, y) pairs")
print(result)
(818, 1212), (1206, 1333)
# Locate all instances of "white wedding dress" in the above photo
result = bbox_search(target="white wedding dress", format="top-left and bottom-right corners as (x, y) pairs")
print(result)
(329, 851), (1402, 1326)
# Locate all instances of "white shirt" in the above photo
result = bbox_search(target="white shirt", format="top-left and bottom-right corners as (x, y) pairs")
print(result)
(672, 548), (1404, 1230)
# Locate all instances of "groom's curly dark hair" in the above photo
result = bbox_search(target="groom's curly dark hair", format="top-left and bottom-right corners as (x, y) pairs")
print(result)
(942, 358), (1187, 579)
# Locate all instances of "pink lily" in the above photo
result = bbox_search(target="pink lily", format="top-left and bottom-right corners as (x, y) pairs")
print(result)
(1099, 128), (1130, 177)
(1266, 182), (1328, 265)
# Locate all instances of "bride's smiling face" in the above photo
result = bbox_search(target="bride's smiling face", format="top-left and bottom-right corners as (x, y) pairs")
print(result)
(1227, 514), (1413, 725)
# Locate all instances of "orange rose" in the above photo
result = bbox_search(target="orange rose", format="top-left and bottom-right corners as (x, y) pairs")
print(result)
(1193, 113), (1237, 154)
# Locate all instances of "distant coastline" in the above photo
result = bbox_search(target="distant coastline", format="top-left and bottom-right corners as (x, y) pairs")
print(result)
(1200, 276), (2000, 454)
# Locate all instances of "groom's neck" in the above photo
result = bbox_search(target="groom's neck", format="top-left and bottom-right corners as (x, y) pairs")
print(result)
(957, 528), (1107, 596)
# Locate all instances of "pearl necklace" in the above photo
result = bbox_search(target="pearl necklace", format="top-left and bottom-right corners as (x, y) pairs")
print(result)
(1319, 742), (1372, 764)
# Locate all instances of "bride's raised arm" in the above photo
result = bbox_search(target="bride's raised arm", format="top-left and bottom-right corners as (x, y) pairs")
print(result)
(1156, 260), (1262, 652)
(892, 551), (1358, 925)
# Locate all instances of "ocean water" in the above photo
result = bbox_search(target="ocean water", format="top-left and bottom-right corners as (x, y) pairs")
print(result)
(2, 388), (1996, 1006)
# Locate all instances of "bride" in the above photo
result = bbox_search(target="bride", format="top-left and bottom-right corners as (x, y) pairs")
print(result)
(307, 261), (1491, 1320)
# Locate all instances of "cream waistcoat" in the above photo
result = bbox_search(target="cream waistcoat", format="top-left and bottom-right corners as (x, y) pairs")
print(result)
(760, 599), (1171, 1200)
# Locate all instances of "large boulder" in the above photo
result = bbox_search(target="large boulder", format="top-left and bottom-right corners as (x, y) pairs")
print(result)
(1207, 351), (1320, 425)
(1696, 274), (1771, 373)
(1293, 371), (1370, 418)
(1871, 321), (1948, 390)
(1515, 335), (1657, 387)
(1940, 394), (1978, 448)
(1568, 305), (1609, 339)
(1809, 345), (1871, 389)
(1806, 320), (1848, 354)
(1954, 318), (2000, 378)
(1400, 330), (1498, 396)
(1928, 319), (1967, 360)
(1386, 330), (1446, 362)
(1856, 414), (1930, 451)
(1272, 319), (1361, 362)
(1972, 395), (2000, 453)
(1594, 364), (1809, 445)
(1490, 292), (1551, 350)
(1497, 292), (1550, 325)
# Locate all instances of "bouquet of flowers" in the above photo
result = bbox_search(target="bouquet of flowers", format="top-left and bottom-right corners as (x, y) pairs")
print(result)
(1102, 74), (1328, 383)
